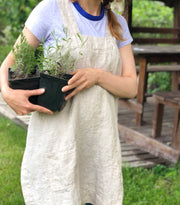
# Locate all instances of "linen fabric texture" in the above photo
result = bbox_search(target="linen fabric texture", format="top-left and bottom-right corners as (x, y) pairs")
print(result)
(21, 0), (127, 204)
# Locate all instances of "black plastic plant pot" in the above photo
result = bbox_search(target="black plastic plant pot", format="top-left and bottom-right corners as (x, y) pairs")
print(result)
(37, 73), (73, 112)
(8, 68), (40, 104)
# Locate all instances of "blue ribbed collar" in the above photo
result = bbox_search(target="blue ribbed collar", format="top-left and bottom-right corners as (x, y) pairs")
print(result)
(73, 1), (104, 21)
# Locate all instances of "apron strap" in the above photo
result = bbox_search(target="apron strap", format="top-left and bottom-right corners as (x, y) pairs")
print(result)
(105, 13), (112, 38)
(57, 0), (80, 36)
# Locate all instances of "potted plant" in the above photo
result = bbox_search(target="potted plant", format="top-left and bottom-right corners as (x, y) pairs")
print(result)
(8, 29), (86, 112)
(8, 33), (40, 104)
(37, 29), (87, 112)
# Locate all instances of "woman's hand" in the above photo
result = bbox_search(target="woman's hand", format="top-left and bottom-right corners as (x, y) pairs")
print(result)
(62, 68), (100, 100)
(1, 86), (53, 115)
(62, 44), (138, 100)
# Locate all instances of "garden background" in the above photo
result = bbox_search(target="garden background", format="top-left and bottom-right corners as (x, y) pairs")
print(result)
(0, 0), (179, 204)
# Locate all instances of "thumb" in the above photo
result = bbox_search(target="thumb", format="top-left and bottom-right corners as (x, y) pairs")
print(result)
(26, 88), (45, 97)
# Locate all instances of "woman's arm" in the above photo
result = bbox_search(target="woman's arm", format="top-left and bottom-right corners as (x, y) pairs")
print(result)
(0, 27), (53, 115)
(62, 44), (137, 100)
(96, 44), (137, 98)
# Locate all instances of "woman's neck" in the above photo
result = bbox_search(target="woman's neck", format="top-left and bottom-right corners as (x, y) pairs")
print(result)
(77, 0), (102, 16)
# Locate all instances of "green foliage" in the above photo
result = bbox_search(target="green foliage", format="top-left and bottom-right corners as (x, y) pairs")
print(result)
(40, 29), (87, 77)
(0, 26), (17, 46)
(0, 0), (40, 38)
(147, 71), (171, 93)
(8, 28), (87, 79)
(0, 44), (12, 65)
(132, 0), (173, 28)
(11, 33), (39, 78)
(132, 0), (173, 39)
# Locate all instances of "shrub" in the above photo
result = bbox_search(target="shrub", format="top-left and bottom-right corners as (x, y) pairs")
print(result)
(0, 0), (40, 38)
(132, 0), (173, 28)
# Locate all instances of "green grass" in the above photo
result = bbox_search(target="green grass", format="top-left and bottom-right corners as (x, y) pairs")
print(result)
(0, 116), (180, 204)
(0, 116), (26, 205)
(123, 164), (180, 205)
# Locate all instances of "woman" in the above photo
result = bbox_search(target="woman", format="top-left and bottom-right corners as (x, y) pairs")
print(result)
(0, 0), (137, 204)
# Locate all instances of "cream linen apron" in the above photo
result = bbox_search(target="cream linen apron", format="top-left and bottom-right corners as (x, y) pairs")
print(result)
(21, 0), (123, 204)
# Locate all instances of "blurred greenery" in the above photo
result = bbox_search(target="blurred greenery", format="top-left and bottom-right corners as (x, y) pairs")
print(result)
(147, 71), (171, 93)
(0, 44), (12, 65)
(0, 0), (40, 39)
(132, 0), (174, 93)
(0, 0), (40, 65)
(132, 0), (173, 28)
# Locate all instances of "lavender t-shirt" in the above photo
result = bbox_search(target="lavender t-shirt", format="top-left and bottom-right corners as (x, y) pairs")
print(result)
(25, 0), (133, 48)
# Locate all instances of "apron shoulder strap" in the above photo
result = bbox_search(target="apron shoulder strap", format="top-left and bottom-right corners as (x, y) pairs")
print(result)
(57, 0), (80, 35)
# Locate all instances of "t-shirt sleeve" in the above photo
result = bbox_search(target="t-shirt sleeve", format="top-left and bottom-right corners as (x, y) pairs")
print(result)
(25, 0), (53, 42)
(114, 13), (133, 48)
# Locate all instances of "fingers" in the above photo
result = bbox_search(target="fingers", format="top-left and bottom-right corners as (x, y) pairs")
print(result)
(14, 102), (53, 115)
(6, 88), (53, 115)
(64, 81), (88, 100)
(68, 70), (81, 85)
(62, 68), (98, 100)
(69, 70), (77, 76)
(29, 104), (53, 115)
(62, 77), (85, 93)
(25, 89), (53, 114)
(26, 88), (45, 97)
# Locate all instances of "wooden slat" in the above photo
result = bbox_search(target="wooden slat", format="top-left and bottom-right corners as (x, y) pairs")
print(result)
(118, 124), (180, 164)
(152, 102), (164, 138)
(172, 110), (180, 150)
(131, 27), (180, 34)
(121, 146), (140, 151)
(122, 153), (158, 162)
(125, 158), (168, 168)
(154, 91), (180, 107)
(119, 99), (142, 114)
(121, 150), (149, 156)
(133, 38), (180, 44)
(135, 57), (147, 125)
(136, 64), (180, 73)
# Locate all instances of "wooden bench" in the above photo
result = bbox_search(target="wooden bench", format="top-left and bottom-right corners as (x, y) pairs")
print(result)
(131, 27), (180, 102)
(152, 91), (180, 150)
(136, 64), (180, 100)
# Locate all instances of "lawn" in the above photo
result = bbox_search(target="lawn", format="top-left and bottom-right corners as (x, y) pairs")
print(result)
(0, 116), (26, 205)
(0, 116), (180, 205)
